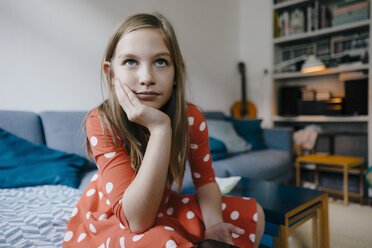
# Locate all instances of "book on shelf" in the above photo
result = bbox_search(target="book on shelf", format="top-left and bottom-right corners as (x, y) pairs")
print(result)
(301, 88), (316, 101)
(331, 0), (370, 26)
(275, 1), (332, 38)
(315, 90), (331, 101)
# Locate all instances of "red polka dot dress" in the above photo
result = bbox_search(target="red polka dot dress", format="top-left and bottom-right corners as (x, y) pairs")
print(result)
(63, 103), (257, 248)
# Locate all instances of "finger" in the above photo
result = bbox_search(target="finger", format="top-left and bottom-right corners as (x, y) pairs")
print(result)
(230, 224), (245, 235)
(123, 84), (142, 106)
(115, 80), (133, 110)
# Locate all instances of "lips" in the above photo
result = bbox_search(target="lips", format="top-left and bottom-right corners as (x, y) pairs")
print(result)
(136, 91), (160, 100)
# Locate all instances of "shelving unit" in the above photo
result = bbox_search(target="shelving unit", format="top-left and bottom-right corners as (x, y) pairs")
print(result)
(271, 0), (371, 166)
(274, 19), (370, 44)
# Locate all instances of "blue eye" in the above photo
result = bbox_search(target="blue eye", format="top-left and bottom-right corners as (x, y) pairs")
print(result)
(155, 59), (168, 67)
(124, 59), (137, 66)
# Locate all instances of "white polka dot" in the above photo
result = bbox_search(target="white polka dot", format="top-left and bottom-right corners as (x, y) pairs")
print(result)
(186, 211), (195, 219)
(243, 197), (251, 200)
(98, 244), (104, 248)
(99, 214), (108, 221)
(119, 223), (125, 229)
(222, 203), (227, 211)
(158, 212), (164, 218)
(119, 199), (122, 204)
(188, 117), (194, 126)
(165, 196), (170, 204)
(132, 234), (144, 242)
(106, 237), (111, 248)
(166, 239), (177, 248)
(77, 233), (86, 243)
(182, 197), (190, 204)
(86, 211), (92, 220)
(71, 207), (78, 217)
(199, 121), (206, 131)
(193, 172), (201, 178)
(253, 212), (258, 222)
(91, 174), (98, 181)
(190, 144), (198, 149)
(99, 192), (103, 200)
(104, 152), (116, 158)
(91, 136), (98, 146)
(89, 223), (96, 233)
(249, 234), (256, 243)
(232, 233), (240, 239)
(120, 237), (125, 248)
(86, 189), (96, 197)
(166, 207), (174, 215)
(106, 182), (113, 194)
(203, 154), (210, 162)
(231, 211), (239, 220)
(64, 231), (73, 242)
(164, 226), (175, 231)
(106, 199), (111, 205)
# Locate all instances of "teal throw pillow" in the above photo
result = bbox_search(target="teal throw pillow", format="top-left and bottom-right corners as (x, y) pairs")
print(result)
(0, 128), (88, 188)
(228, 118), (266, 150)
(209, 137), (228, 161)
(206, 120), (251, 154)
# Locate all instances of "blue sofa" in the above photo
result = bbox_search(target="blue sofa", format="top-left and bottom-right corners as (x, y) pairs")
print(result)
(0, 109), (294, 191)
(0, 109), (293, 246)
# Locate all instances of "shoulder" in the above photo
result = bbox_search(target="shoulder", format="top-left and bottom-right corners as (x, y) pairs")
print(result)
(85, 108), (109, 135)
(186, 102), (205, 121)
(186, 103), (207, 134)
(86, 109), (100, 127)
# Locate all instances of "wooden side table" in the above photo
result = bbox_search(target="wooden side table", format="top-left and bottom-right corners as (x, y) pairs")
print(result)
(229, 178), (329, 248)
(296, 154), (365, 205)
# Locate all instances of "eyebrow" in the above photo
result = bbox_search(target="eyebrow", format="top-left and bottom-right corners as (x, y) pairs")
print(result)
(118, 52), (172, 59)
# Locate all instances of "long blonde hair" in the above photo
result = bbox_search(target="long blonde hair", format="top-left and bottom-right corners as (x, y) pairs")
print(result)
(86, 13), (189, 190)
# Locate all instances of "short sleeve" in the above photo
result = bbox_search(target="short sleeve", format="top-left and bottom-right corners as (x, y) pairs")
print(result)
(85, 109), (135, 228)
(187, 104), (216, 189)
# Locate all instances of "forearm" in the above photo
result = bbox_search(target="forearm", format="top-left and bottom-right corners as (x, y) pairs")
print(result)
(196, 182), (223, 228)
(122, 126), (172, 233)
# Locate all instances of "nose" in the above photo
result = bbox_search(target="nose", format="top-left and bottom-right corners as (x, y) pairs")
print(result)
(139, 64), (155, 86)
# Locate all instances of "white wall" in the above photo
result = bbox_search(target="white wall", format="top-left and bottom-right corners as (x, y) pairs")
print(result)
(0, 0), (240, 114)
(238, 0), (272, 127)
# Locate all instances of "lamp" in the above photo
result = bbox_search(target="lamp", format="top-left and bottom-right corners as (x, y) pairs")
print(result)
(300, 55), (326, 73)
(274, 54), (326, 74)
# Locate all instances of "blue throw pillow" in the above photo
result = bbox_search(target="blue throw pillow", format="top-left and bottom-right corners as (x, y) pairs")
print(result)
(228, 118), (267, 150)
(209, 137), (228, 161)
(0, 128), (88, 188)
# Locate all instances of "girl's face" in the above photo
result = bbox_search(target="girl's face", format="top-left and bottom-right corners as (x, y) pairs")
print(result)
(108, 28), (175, 110)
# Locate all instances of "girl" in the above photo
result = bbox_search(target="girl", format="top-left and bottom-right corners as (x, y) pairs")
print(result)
(63, 13), (264, 248)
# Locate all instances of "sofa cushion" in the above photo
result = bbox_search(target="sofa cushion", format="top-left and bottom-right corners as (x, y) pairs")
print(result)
(209, 137), (228, 161)
(213, 149), (292, 181)
(229, 118), (266, 150)
(206, 119), (251, 154)
(0, 128), (88, 188)
(0, 110), (45, 144)
(40, 111), (88, 158)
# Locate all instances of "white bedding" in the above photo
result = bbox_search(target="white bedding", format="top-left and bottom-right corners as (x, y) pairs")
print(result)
(0, 185), (81, 248)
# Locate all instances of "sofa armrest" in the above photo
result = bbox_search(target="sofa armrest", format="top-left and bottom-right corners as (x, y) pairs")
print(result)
(263, 127), (293, 155)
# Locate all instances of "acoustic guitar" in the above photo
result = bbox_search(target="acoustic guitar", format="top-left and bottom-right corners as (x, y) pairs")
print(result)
(231, 62), (257, 119)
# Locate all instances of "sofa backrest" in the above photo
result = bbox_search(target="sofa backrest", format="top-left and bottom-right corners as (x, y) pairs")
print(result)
(0, 110), (45, 144)
(39, 111), (88, 158)
(203, 111), (226, 120)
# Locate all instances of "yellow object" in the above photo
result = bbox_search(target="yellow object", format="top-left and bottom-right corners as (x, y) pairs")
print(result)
(296, 153), (365, 205)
